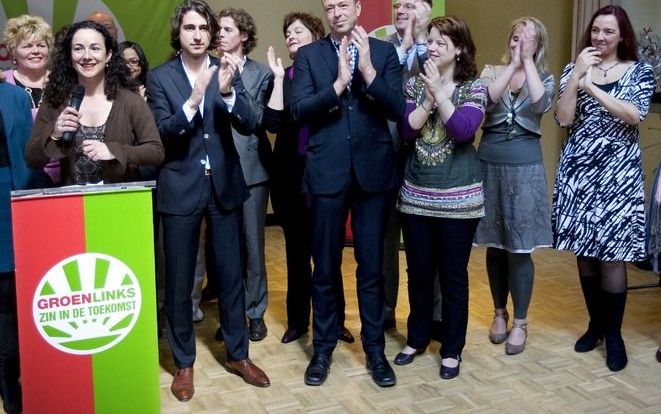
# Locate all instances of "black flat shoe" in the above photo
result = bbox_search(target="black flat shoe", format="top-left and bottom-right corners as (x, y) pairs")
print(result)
(393, 348), (425, 365)
(281, 327), (308, 344)
(304, 353), (332, 386)
(337, 326), (355, 343)
(367, 353), (396, 387)
(440, 356), (461, 380)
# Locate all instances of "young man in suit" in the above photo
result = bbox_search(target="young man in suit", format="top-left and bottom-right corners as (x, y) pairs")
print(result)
(146, 0), (270, 402)
(216, 7), (272, 342)
(291, 0), (405, 387)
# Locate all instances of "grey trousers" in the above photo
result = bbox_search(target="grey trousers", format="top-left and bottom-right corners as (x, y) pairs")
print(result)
(243, 183), (269, 320)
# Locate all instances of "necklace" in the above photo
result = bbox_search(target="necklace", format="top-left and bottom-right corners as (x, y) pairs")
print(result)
(13, 70), (45, 109)
(596, 61), (619, 78)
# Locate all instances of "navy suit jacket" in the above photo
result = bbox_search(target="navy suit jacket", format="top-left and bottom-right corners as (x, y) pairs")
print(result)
(147, 55), (255, 214)
(291, 36), (405, 195)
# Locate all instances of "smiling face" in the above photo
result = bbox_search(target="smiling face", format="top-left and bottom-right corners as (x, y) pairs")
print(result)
(427, 26), (459, 70)
(590, 14), (621, 59)
(393, 0), (418, 33)
(322, 0), (361, 38)
(121, 47), (142, 79)
(285, 19), (315, 59)
(70, 28), (111, 82)
(13, 34), (49, 74)
(179, 10), (211, 58)
(218, 16), (247, 55)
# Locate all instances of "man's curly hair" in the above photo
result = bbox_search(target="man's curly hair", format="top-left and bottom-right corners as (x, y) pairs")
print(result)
(218, 8), (257, 55)
(43, 21), (135, 108)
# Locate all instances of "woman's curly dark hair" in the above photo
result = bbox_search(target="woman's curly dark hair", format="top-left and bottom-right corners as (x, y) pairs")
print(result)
(217, 8), (257, 55)
(428, 16), (478, 83)
(43, 20), (135, 108)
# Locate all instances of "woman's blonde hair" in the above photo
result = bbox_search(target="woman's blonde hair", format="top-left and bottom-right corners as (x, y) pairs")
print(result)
(3, 14), (54, 54)
(501, 16), (548, 72)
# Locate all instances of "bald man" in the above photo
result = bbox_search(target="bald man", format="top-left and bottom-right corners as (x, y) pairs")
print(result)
(86, 11), (118, 39)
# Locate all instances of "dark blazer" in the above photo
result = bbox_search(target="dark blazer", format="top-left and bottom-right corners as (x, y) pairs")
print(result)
(265, 68), (302, 222)
(147, 55), (255, 215)
(291, 36), (405, 195)
(232, 57), (273, 186)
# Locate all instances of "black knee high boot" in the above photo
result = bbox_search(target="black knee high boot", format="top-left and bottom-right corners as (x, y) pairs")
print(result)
(0, 357), (21, 414)
(0, 312), (22, 414)
(575, 276), (604, 352)
(602, 290), (627, 372)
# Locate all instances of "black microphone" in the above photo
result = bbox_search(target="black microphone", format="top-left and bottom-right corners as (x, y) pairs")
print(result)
(62, 85), (85, 143)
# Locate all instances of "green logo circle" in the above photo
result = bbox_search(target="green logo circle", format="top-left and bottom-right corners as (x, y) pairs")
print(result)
(32, 253), (142, 355)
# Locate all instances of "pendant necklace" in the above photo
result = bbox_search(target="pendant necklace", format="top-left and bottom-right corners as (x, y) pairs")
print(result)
(596, 61), (619, 78)
(14, 70), (44, 109)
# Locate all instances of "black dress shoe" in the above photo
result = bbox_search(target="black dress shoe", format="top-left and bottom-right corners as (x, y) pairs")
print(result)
(215, 327), (224, 342)
(304, 353), (332, 386)
(366, 353), (396, 387)
(337, 326), (355, 343)
(281, 327), (308, 344)
(440, 356), (461, 379)
(249, 318), (267, 341)
(393, 348), (424, 365)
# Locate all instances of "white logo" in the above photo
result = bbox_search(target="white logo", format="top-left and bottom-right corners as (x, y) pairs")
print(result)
(32, 253), (142, 355)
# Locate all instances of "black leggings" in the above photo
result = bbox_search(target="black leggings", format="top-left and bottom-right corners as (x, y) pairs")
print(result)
(486, 247), (534, 319)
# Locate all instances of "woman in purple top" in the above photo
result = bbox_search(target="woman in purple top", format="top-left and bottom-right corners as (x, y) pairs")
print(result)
(264, 12), (354, 345)
(394, 16), (487, 379)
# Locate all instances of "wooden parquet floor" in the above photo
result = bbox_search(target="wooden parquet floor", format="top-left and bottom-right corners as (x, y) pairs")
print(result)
(159, 226), (661, 414)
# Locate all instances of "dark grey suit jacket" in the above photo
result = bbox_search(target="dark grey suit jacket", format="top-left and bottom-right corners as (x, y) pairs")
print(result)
(231, 57), (273, 186)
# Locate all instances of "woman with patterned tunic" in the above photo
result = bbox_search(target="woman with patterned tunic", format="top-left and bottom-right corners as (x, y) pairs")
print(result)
(473, 17), (554, 356)
(394, 16), (487, 379)
(554, 5), (655, 372)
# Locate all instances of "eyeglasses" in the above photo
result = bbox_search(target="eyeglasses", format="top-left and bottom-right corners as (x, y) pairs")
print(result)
(124, 58), (141, 66)
(393, 2), (416, 10)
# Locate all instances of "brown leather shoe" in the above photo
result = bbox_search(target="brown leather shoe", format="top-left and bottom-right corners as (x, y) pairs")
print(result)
(171, 367), (194, 402)
(226, 359), (270, 387)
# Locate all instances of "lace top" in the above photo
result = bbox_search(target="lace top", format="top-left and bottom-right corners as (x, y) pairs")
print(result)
(72, 124), (106, 184)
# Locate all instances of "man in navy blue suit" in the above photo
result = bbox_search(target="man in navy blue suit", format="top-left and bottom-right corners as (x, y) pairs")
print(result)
(291, 0), (405, 387)
(146, 0), (270, 401)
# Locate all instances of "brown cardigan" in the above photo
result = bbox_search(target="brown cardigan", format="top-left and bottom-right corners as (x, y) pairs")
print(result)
(26, 88), (164, 184)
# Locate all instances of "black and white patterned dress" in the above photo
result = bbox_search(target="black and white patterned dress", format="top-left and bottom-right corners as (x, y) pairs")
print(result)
(552, 61), (655, 261)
